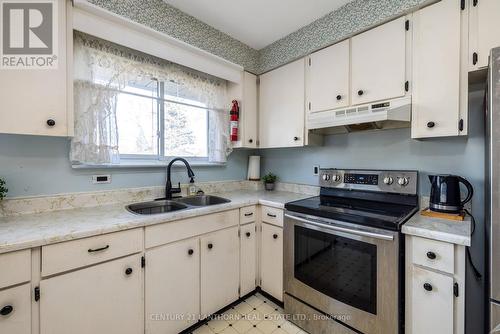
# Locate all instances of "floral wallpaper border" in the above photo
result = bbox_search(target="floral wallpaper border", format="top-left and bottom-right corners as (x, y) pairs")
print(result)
(87, 0), (432, 75)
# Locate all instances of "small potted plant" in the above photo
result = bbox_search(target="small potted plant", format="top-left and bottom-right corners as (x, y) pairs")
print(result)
(262, 172), (277, 191)
(0, 178), (7, 201)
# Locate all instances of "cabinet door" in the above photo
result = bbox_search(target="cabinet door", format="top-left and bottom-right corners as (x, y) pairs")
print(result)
(307, 40), (350, 112)
(260, 223), (283, 301)
(242, 72), (258, 148)
(411, 0), (461, 138)
(240, 223), (257, 296)
(351, 17), (407, 105)
(145, 237), (199, 334)
(40, 254), (143, 334)
(259, 59), (305, 148)
(410, 266), (453, 334)
(201, 226), (239, 316)
(0, 284), (31, 334)
(0, 0), (70, 136)
(470, 0), (500, 69)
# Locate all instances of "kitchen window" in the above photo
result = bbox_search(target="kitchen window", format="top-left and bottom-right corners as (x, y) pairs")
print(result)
(70, 32), (230, 167)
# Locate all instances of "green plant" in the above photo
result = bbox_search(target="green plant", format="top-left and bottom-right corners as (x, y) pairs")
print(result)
(0, 178), (7, 201)
(261, 172), (278, 184)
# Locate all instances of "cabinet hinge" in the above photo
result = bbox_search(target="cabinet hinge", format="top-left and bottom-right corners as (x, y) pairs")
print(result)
(256, 77), (260, 85)
(405, 81), (409, 92)
(459, 119), (464, 132)
(473, 0), (478, 7)
(473, 52), (478, 65)
(308, 58), (311, 66)
(308, 102), (311, 111)
(141, 256), (146, 268)
(453, 283), (459, 297)
(238, 229), (241, 237)
(460, 0), (465, 10)
(255, 225), (257, 232)
(405, 20), (410, 31)
(34, 286), (40, 302)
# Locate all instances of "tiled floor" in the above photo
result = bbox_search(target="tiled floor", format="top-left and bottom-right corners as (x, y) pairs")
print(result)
(192, 293), (308, 334)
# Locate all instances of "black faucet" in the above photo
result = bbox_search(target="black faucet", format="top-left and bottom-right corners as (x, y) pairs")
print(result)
(165, 157), (195, 200)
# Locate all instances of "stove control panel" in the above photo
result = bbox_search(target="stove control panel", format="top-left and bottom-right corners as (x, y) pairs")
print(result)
(319, 168), (418, 195)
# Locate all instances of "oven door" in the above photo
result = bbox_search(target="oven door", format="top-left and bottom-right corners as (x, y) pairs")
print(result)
(284, 212), (400, 334)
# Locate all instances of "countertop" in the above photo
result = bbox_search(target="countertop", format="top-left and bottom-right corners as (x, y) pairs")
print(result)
(0, 190), (313, 254)
(402, 210), (472, 246)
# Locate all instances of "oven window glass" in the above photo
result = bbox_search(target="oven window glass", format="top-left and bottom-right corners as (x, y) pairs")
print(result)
(294, 225), (377, 314)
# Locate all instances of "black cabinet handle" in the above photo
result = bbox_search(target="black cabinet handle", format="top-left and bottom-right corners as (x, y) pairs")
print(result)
(336, 95), (342, 101)
(46, 119), (56, 127)
(246, 232), (251, 238)
(188, 249), (194, 255)
(426, 251), (437, 260)
(88, 245), (109, 253)
(293, 136), (299, 141)
(423, 283), (433, 291)
(358, 90), (364, 96)
(427, 121), (435, 128)
(0, 305), (13, 316)
(267, 213), (277, 218)
(244, 212), (254, 217)
(208, 243), (213, 249)
(248, 139), (253, 143)
(273, 234), (278, 239)
(125, 268), (133, 276)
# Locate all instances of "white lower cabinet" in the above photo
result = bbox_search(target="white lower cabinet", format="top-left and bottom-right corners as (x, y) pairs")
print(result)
(260, 222), (283, 301)
(201, 226), (240, 316)
(40, 254), (143, 334)
(145, 237), (200, 334)
(0, 284), (31, 334)
(240, 223), (257, 296)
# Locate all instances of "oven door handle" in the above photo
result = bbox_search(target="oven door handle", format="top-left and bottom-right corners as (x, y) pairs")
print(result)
(285, 214), (394, 241)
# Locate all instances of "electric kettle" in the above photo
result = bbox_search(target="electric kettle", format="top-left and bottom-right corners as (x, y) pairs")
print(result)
(428, 175), (473, 213)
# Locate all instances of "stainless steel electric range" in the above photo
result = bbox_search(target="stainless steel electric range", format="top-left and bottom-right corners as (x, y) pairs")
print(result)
(283, 169), (418, 334)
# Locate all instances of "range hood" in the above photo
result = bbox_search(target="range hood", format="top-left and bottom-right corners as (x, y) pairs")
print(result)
(307, 96), (411, 134)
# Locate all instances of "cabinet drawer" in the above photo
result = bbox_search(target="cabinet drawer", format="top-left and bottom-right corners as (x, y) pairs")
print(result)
(261, 206), (283, 227)
(412, 236), (454, 274)
(42, 228), (143, 276)
(0, 249), (31, 289)
(240, 205), (257, 224)
(0, 283), (31, 334)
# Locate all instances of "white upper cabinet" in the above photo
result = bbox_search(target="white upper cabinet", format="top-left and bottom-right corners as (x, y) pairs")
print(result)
(351, 17), (407, 105)
(307, 40), (350, 113)
(469, 0), (500, 70)
(259, 59), (305, 148)
(0, 0), (72, 137)
(411, 0), (464, 138)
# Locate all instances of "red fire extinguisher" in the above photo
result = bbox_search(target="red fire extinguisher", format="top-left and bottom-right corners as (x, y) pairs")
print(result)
(230, 100), (239, 142)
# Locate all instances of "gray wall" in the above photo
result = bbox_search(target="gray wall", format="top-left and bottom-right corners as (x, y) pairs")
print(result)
(260, 89), (486, 334)
(0, 134), (252, 197)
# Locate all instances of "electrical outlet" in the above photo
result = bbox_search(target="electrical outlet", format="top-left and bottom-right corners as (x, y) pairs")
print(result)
(92, 175), (111, 184)
(313, 165), (320, 176)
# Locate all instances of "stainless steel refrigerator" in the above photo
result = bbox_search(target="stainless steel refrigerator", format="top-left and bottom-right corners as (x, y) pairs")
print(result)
(487, 46), (500, 333)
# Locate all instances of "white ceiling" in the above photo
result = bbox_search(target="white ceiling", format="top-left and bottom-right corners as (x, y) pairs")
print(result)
(163, 0), (352, 49)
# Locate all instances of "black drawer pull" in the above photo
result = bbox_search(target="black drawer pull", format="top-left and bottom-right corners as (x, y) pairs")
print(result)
(293, 136), (299, 141)
(423, 283), (433, 291)
(0, 305), (13, 316)
(208, 243), (213, 249)
(336, 95), (342, 101)
(273, 234), (278, 239)
(188, 249), (194, 255)
(246, 232), (251, 238)
(244, 212), (254, 217)
(358, 90), (364, 96)
(426, 251), (437, 260)
(248, 139), (253, 143)
(125, 267), (133, 276)
(427, 121), (435, 128)
(267, 213), (277, 218)
(88, 245), (109, 253)
(46, 119), (56, 127)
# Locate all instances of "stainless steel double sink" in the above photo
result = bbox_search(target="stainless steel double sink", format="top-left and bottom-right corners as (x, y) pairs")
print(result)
(126, 195), (231, 215)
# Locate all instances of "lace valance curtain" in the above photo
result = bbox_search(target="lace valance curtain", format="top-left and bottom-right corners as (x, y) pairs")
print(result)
(70, 32), (231, 165)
